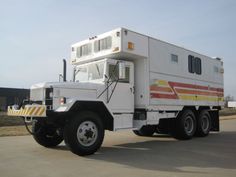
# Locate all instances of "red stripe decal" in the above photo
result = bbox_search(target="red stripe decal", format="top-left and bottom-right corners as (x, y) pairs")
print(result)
(150, 93), (178, 99)
(150, 86), (173, 93)
(168, 81), (223, 93)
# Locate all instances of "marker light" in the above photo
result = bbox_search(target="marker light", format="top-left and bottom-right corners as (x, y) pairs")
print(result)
(128, 42), (134, 50)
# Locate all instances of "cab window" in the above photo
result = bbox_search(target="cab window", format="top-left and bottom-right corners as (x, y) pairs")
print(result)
(108, 64), (130, 83)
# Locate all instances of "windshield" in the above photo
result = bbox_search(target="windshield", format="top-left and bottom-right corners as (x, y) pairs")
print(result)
(75, 61), (105, 82)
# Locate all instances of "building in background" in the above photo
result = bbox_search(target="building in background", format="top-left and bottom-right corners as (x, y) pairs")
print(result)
(0, 87), (30, 111)
(228, 101), (236, 109)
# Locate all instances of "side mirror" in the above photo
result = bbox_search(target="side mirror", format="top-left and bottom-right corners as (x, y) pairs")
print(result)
(119, 62), (126, 79)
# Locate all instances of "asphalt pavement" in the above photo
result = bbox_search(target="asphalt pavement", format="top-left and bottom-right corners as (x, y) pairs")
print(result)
(0, 118), (236, 177)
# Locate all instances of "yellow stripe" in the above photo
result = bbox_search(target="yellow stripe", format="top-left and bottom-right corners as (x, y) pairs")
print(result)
(29, 107), (36, 116)
(197, 96), (218, 101)
(34, 107), (41, 116)
(38, 107), (45, 116)
(20, 109), (24, 115)
(158, 80), (169, 86)
(24, 107), (29, 115)
(179, 95), (223, 102)
(218, 97), (224, 101)
(26, 107), (31, 115)
(23, 107), (28, 115)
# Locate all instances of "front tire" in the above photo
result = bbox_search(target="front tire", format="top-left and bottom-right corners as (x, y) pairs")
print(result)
(64, 111), (104, 156)
(32, 121), (63, 147)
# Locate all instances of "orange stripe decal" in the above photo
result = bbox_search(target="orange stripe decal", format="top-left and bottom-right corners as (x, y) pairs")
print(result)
(150, 80), (224, 101)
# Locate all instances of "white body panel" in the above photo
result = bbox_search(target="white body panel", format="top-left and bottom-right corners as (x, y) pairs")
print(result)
(71, 28), (224, 111)
(68, 28), (224, 129)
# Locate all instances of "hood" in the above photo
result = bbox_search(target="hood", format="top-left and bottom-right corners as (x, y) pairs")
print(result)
(30, 81), (103, 90)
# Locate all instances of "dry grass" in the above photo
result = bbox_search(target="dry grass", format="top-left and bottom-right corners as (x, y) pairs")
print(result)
(219, 108), (236, 116)
(0, 112), (30, 137)
(0, 112), (25, 127)
(0, 126), (29, 137)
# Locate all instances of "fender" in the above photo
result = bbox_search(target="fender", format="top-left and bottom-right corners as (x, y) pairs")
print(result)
(55, 99), (114, 131)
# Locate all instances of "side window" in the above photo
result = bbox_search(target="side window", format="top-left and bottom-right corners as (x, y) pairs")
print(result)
(171, 54), (178, 63)
(108, 64), (118, 81)
(195, 57), (202, 75)
(94, 36), (112, 52)
(188, 55), (195, 73)
(214, 66), (219, 73)
(76, 43), (92, 58)
(188, 55), (202, 75)
(108, 64), (130, 83)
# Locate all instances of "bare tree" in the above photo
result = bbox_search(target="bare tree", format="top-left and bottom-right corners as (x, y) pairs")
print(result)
(224, 95), (234, 107)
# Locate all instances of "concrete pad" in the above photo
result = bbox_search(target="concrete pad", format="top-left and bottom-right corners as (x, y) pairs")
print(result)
(0, 119), (236, 177)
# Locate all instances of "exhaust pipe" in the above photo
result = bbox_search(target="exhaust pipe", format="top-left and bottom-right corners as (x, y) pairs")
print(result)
(63, 59), (67, 82)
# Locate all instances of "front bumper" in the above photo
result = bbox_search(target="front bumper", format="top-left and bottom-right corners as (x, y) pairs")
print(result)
(7, 104), (46, 117)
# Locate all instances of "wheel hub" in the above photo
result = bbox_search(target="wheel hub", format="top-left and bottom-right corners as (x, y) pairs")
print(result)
(84, 129), (94, 139)
(184, 116), (194, 135)
(77, 121), (98, 147)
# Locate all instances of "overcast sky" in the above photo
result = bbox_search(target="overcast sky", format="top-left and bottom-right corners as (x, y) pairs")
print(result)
(0, 0), (235, 98)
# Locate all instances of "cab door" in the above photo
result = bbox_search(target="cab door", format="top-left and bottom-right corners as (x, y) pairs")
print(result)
(106, 61), (134, 113)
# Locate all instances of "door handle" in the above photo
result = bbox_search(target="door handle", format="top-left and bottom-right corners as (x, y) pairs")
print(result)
(130, 86), (135, 94)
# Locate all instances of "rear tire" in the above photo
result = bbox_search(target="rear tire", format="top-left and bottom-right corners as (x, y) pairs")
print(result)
(171, 109), (196, 140)
(195, 110), (211, 137)
(133, 125), (156, 136)
(32, 121), (63, 147)
(64, 111), (104, 156)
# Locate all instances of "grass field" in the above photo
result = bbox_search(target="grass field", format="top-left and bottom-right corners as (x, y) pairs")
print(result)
(0, 112), (25, 127)
(219, 108), (236, 116)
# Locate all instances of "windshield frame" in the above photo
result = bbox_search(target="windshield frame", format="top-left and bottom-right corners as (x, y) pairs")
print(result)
(74, 59), (106, 83)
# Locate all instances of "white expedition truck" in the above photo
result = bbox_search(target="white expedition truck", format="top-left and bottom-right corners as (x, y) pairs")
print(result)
(8, 28), (224, 156)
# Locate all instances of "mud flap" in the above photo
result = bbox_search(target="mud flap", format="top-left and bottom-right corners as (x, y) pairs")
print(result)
(210, 110), (219, 131)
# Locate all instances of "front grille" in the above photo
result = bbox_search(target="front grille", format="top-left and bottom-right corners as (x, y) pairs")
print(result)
(45, 88), (53, 106)
(30, 88), (53, 110)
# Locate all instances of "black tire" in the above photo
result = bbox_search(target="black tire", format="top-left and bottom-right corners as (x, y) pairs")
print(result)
(195, 110), (211, 137)
(171, 109), (196, 140)
(156, 127), (168, 134)
(133, 125), (156, 136)
(64, 111), (104, 156)
(32, 121), (63, 147)
(156, 120), (170, 134)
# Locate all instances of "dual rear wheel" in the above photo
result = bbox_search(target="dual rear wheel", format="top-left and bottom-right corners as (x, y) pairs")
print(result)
(133, 109), (212, 139)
